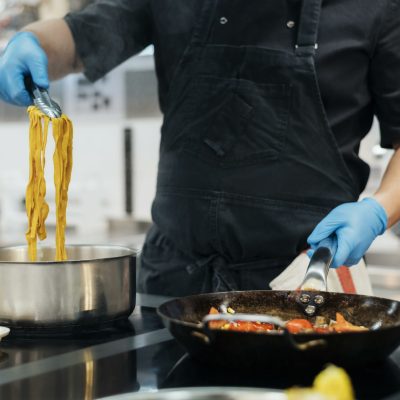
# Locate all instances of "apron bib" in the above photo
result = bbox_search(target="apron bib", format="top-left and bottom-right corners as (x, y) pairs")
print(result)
(139, 0), (358, 296)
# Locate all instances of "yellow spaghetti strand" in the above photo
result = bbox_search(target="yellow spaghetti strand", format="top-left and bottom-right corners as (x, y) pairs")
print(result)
(26, 107), (50, 261)
(26, 106), (73, 261)
(52, 115), (73, 261)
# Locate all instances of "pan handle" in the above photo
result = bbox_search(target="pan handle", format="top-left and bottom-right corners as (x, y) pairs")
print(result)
(202, 313), (327, 351)
(283, 331), (327, 351)
(190, 329), (213, 344)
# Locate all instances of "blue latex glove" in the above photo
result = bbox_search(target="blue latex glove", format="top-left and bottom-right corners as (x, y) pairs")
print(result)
(0, 31), (49, 106)
(307, 198), (387, 268)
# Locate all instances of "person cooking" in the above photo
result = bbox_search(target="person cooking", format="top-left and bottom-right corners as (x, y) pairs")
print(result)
(1, 0), (400, 297)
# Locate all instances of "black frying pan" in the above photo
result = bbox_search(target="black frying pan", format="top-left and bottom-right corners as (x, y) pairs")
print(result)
(158, 289), (400, 369)
(158, 238), (400, 368)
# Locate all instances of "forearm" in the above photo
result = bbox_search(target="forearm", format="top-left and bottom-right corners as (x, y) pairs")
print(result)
(23, 19), (83, 80)
(373, 143), (400, 228)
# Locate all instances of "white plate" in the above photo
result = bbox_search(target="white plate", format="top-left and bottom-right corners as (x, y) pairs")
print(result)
(0, 326), (10, 340)
(100, 387), (287, 400)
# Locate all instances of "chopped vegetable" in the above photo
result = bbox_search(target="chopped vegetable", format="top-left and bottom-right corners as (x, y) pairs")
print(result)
(207, 307), (368, 334)
(208, 307), (227, 329)
(330, 312), (368, 333)
(314, 316), (327, 326)
(286, 319), (314, 333)
(227, 321), (274, 332)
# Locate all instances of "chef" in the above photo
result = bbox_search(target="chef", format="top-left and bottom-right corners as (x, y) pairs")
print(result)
(1, 0), (400, 296)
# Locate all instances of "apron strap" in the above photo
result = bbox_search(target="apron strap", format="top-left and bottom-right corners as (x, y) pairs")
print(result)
(295, 0), (322, 57)
(191, 0), (218, 46)
(192, 0), (323, 56)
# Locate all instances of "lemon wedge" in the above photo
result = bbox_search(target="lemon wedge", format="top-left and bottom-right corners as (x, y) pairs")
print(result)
(286, 365), (355, 400)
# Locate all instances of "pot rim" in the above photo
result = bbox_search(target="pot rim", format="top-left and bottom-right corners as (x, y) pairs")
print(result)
(0, 244), (139, 265)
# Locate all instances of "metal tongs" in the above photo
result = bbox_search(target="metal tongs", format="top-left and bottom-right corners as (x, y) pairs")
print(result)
(297, 236), (337, 316)
(200, 237), (337, 338)
(24, 75), (62, 119)
(201, 308), (326, 351)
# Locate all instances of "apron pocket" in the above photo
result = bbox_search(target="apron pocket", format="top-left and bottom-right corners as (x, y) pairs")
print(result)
(226, 80), (291, 166)
(139, 225), (205, 296)
(163, 76), (291, 167)
(188, 90), (254, 160)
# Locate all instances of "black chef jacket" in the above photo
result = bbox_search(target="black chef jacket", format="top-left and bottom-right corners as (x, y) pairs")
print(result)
(64, 0), (400, 194)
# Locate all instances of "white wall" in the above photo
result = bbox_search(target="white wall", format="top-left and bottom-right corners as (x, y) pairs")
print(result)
(0, 117), (161, 241)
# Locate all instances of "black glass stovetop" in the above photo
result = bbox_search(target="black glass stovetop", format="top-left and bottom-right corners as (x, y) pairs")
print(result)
(0, 293), (399, 400)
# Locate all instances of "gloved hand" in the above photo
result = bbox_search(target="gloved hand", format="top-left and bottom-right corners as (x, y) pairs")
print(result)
(307, 198), (387, 268)
(0, 31), (49, 106)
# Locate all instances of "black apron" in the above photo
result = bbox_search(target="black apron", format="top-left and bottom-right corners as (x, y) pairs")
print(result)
(138, 0), (358, 296)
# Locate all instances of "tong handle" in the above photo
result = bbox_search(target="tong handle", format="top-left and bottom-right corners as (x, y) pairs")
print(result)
(297, 236), (338, 316)
(200, 313), (326, 351)
(202, 313), (286, 327)
(24, 75), (52, 105)
(300, 235), (337, 292)
(318, 236), (338, 259)
(24, 75), (62, 118)
(24, 75), (43, 99)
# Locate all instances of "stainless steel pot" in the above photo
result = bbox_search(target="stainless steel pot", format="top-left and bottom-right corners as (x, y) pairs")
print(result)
(0, 245), (137, 329)
(101, 387), (285, 400)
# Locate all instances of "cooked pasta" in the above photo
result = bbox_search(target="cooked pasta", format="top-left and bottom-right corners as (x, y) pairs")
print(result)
(26, 106), (73, 261)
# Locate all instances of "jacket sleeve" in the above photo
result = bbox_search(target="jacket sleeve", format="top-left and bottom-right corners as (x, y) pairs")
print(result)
(64, 0), (152, 82)
(370, 0), (400, 148)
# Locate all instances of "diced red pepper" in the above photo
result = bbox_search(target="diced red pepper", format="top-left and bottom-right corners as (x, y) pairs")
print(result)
(286, 319), (313, 333)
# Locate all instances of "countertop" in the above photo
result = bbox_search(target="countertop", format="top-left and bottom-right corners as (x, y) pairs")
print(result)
(0, 294), (399, 400)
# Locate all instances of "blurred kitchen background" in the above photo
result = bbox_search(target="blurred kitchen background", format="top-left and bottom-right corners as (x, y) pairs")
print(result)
(0, 0), (159, 250)
(0, 0), (399, 298)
